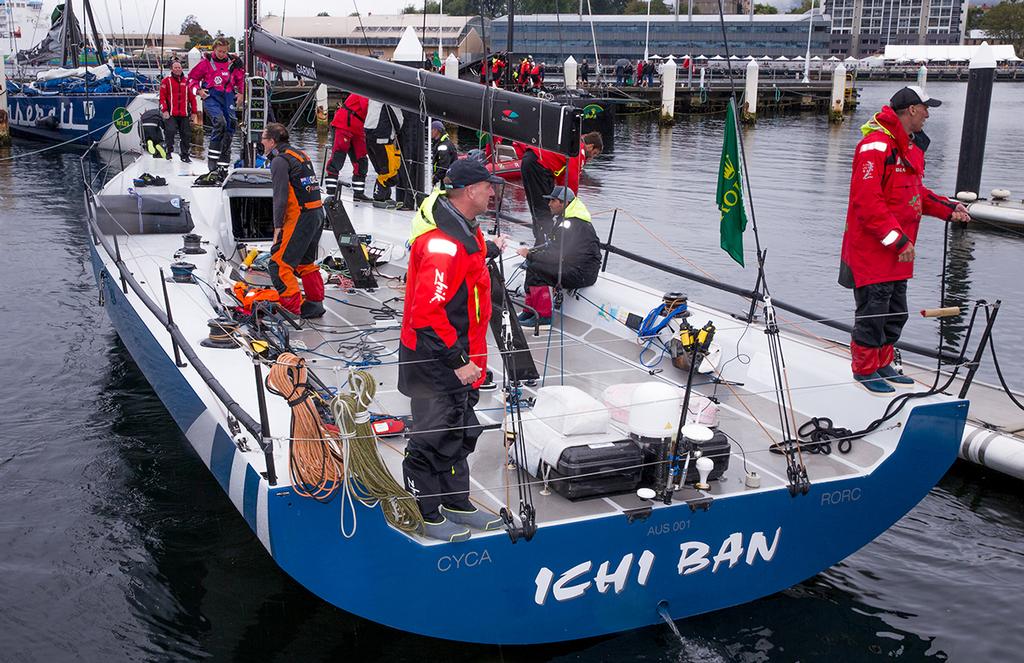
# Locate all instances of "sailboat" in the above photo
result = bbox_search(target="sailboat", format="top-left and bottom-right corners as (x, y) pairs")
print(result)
(79, 6), (984, 644)
(7, 0), (156, 147)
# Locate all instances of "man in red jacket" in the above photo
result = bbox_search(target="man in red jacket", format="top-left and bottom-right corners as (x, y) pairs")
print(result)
(399, 159), (508, 542)
(159, 60), (197, 162)
(840, 86), (970, 393)
(520, 131), (603, 241)
(324, 92), (369, 200)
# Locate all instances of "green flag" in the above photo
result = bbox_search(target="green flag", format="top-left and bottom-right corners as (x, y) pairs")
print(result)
(432, 52), (443, 69)
(717, 100), (748, 267)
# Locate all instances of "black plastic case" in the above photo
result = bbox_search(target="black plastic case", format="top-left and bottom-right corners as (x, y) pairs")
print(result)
(544, 439), (643, 501)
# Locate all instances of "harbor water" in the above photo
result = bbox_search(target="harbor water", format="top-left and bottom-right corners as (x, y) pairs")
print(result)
(1, 81), (1022, 660)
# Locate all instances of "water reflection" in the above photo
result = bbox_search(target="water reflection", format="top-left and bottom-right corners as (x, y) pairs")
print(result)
(939, 224), (975, 350)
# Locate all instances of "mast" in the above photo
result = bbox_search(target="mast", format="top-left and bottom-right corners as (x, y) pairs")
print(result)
(249, 26), (581, 155)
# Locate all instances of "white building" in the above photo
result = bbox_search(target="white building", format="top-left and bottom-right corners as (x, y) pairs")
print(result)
(0, 0), (45, 57)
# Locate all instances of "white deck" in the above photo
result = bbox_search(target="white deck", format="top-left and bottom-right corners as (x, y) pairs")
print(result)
(86, 152), (1014, 544)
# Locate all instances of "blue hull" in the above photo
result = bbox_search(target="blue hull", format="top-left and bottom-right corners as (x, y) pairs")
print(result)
(10, 93), (137, 145)
(89, 242), (967, 644)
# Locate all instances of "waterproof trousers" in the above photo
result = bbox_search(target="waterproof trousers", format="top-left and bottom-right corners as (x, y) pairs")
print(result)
(269, 208), (325, 314)
(163, 115), (191, 158)
(324, 129), (368, 197)
(521, 150), (555, 242)
(403, 390), (484, 521)
(204, 90), (236, 170)
(851, 279), (908, 376)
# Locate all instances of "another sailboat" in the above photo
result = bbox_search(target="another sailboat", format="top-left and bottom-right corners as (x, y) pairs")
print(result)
(7, 0), (156, 148)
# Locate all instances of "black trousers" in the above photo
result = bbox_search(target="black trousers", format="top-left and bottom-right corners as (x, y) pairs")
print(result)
(163, 115), (191, 156)
(520, 150), (555, 242)
(852, 279), (909, 348)
(403, 389), (484, 521)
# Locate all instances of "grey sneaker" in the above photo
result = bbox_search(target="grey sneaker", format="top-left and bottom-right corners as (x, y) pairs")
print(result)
(440, 505), (504, 531)
(421, 517), (471, 542)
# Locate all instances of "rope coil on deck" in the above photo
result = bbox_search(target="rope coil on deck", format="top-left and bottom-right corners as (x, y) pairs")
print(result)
(266, 353), (344, 502)
(330, 370), (423, 534)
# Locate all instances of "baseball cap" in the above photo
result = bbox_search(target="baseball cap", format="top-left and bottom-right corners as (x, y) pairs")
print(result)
(890, 85), (942, 111)
(543, 185), (575, 204)
(445, 159), (504, 188)
(431, 120), (445, 132)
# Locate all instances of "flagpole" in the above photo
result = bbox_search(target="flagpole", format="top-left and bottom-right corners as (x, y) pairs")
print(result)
(716, 0), (763, 263)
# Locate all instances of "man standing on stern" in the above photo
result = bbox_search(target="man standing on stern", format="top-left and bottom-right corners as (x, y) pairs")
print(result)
(840, 85), (970, 394)
(399, 159), (509, 542)
(262, 123), (326, 319)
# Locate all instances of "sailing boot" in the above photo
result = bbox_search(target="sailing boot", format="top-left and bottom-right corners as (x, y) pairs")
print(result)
(299, 270), (326, 319)
(851, 342), (893, 394)
(421, 517), (472, 543)
(278, 292), (303, 316)
(876, 344), (914, 385)
(352, 175), (370, 201)
(440, 505), (503, 531)
(527, 286), (553, 331)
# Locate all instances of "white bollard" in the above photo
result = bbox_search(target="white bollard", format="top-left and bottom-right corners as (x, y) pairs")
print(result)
(917, 64), (928, 89)
(564, 55), (578, 90)
(699, 66), (706, 89)
(743, 58), (759, 121)
(445, 53), (459, 81)
(0, 54), (7, 115)
(316, 84), (329, 133)
(0, 55), (8, 146)
(830, 63), (847, 122)
(660, 56), (677, 125)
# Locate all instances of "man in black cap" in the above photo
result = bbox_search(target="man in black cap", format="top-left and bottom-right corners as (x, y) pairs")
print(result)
(430, 119), (458, 186)
(517, 186), (601, 329)
(839, 85), (970, 394)
(400, 159), (509, 542)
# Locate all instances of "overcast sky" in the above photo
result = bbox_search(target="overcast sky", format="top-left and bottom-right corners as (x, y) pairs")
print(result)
(39, 0), (797, 39)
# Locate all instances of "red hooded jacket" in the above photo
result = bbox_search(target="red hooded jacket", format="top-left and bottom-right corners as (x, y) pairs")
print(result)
(840, 106), (956, 288)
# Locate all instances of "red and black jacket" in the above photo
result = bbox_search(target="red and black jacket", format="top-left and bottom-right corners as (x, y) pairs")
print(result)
(398, 198), (495, 397)
(528, 141), (588, 193)
(330, 93), (368, 134)
(839, 106), (956, 288)
(159, 73), (196, 117)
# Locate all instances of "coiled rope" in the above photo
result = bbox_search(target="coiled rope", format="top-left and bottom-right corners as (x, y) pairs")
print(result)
(265, 353), (344, 502)
(330, 370), (423, 534)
